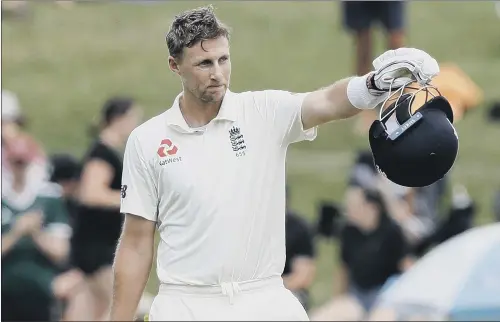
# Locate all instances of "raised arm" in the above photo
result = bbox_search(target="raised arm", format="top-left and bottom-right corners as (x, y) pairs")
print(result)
(300, 48), (440, 130)
(110, 213), (156, 321)
(300, 77), (361, 130)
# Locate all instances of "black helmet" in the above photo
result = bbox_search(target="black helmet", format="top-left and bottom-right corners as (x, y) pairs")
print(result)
(368, 83), (459, 188)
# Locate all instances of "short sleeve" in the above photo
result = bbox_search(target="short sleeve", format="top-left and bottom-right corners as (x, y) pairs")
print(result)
(256, 90), (318, 146)
(297, 230), (316, 258)
(120, 131), (159, 222)
(294, 222), (316, 258)
(87, 142), (115, 164)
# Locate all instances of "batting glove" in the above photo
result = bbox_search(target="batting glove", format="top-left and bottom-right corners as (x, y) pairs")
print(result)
(372, 48), (440, 92)
(347, 48), (440, 109)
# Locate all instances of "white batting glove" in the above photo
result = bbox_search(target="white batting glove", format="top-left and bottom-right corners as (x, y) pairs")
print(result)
(372, 48), (440, 91)
(347, 48), (439, 109)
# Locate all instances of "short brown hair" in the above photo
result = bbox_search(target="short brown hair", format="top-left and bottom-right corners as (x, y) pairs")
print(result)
(166, 5), (230, 60)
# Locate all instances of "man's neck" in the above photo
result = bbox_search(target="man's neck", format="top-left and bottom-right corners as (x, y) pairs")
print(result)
(180, 91), (223, 128)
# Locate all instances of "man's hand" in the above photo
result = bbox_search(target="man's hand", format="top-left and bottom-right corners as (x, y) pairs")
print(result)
(370, 48), (440, 93)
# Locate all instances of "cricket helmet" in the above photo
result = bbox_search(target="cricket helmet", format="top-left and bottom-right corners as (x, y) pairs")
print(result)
(368, 81), (459, 188)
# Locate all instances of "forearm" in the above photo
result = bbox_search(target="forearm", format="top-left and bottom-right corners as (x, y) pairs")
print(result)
(110, 241), (153, 321)
(2, 232), (22, 255)
(32, 232), (69, 264)
(322, 77), (361, 120)
(303, 78), (360, 128)
(302, 74), (385, 129)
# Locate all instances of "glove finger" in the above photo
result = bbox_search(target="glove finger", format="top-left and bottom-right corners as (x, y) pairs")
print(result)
(418, 57), (440, 82)
(374, 54), (422, 72)
(374, 62), (418, 85)
(372, 48), (426, 69)
(373, 49), (398, 69)
(373, 48), (435, 71)
(375, 76), (415, 91)
(377, 61), (417, 77)
(391, 77), (414, 89)
(395, 47), (429, 58)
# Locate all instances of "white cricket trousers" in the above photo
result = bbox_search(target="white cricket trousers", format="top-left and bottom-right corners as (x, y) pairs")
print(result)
(149, 276), (309, 321)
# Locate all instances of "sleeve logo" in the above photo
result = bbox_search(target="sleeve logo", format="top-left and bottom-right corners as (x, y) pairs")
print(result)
(121, 185), (128, 198)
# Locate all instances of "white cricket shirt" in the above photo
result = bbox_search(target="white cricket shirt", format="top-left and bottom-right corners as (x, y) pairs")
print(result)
(120, 89), (317, 286)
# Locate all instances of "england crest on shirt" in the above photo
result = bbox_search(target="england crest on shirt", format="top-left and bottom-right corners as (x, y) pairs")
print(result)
(228, 126), (247, 157)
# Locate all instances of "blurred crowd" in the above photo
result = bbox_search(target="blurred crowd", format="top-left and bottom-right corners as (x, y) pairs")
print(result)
(2, 1), (500, 322)
(1, 89), (152, 321)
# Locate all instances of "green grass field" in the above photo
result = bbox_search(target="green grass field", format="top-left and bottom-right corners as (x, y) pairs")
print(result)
(3, 1), (500, 309)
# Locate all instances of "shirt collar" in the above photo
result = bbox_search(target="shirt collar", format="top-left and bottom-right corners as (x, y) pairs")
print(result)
(166, 89), (236, 133)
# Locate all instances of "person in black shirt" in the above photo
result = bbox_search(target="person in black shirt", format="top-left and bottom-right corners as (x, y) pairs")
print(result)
(72, 97), (142, 320)
(339, 187), (413, 315)
(282, 186), (316, 312)
(48, 153), (98, 321)
(49, 154), (82, 225)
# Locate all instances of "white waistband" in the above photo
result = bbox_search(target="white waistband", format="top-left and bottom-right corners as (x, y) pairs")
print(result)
(158, 276), (283, 304)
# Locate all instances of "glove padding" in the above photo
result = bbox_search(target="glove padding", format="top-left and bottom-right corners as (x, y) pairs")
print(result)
(371, 48), (440, 94)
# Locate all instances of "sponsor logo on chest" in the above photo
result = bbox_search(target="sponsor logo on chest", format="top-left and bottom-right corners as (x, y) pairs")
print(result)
(157, 138), (183, 165)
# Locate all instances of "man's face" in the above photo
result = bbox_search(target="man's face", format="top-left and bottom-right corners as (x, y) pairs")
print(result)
(170, 36), (231, 103)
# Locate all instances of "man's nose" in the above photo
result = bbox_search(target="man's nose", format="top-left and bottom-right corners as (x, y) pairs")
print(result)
(210, 64), (223, 81)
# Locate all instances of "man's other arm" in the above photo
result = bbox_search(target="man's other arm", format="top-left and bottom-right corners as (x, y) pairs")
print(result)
(110, 213), (156, 321)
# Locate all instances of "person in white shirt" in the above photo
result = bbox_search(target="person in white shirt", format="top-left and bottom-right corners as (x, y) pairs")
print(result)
(110, 5), (440, 321)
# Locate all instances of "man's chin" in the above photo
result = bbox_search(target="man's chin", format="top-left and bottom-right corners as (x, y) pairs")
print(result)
(201, 88), (226, 102)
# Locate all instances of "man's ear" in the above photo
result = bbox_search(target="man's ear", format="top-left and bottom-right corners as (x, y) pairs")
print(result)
(168, 56), (181, 75)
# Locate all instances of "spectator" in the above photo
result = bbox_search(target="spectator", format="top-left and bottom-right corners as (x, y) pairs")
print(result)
(311, 187), (413, 321)
(48, 154), (95, 321)
(349, 149), (446, 244)
(1, 136), (72, 321)
(340, 1), (407, 134)
(341, 1), (406, 76)
(49, 154), (82, 226)
(412, 185), (476, 257)
(71, 97), (142, 320)
(340, 188), (413, 312)
(283, 186), (317, 311)
(376, 176), (435, 245)
(2, 89), (49, 189)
